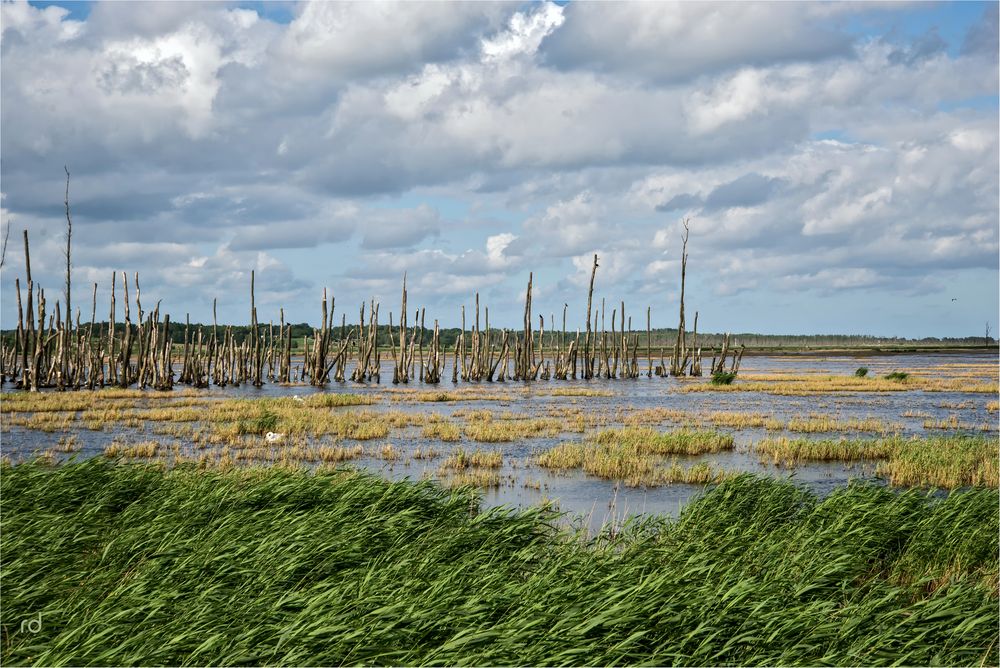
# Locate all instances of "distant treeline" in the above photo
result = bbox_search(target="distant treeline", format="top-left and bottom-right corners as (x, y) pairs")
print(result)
(1, 323), (994, 352)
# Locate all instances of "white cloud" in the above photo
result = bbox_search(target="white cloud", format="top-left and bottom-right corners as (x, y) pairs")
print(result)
(481, 2), (563, 63)
(541, 2), (854, 83)
(277, 1), (508, 81)
(0, 0), (996, 335)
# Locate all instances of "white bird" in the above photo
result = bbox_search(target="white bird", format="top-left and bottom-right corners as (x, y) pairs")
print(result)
(292, 395), (305, 402)
(265, 432), (285, 443)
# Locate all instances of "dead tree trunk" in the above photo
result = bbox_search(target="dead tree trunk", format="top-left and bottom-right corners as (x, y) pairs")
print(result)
(670, 218), (690, 376)
(63, 167), (72, 377)
(690, 311), (702, 376)
(646, 306), (652, 377)
(583, 254), (598, 379)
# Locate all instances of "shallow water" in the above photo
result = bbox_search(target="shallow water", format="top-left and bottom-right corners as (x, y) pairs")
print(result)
(2, 352), (996, 528)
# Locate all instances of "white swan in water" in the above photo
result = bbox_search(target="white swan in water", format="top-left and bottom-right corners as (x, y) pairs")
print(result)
(265, 432), (285, 443)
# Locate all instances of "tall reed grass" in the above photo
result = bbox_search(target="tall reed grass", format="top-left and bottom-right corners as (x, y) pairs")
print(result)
(2, 461), (996, 666)
(756, 435), (998, 488)
(538, 428), (735, 487)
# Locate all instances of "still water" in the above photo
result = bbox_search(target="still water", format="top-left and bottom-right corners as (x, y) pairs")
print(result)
(2, 352), (997, 527)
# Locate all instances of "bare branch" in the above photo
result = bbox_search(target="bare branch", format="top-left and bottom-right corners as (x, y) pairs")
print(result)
(0, 216), (10, 269)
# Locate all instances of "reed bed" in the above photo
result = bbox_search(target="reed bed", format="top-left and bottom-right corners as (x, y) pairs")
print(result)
(180, 442), (366, 468)
(462, 414), (565, 443)
(937, 400), (976, 410)
(437, 469), (502, 489)
(3, 461), (995, 666)
(590, 427), (734, 455)
(786, 415), (901, 434)
(756, 436), (900, 465)
(412, 446), (440, 460)
(316, 444), (365, 463)
(543, 405), (613, 429)
(877, 436), (999, 489)
(378, 444), (401, 461)
(536, 442), (587, 469)
(756, 435), (999, 488)
(0, 388), (208, 414)
(4, 411), (75, 432)
(538, 428), (734, 487)
(546, 388), (615, 397)
(54, 435), (80, 452)
(103, 440), (158, 458)
(682, 374), (996, 395)
(421, 421), (462, 442)
(2, 392), (380, 438)
(541, 442), (734, 488)
(620, 406), (692, 426)
(305, 393), (378, 407)
(197, 402), (401, 442)
(396, 389), (512, 403)
(921, 415), (993, 431)
(705, 411), (783, 430)
(440, 449), (503, 470)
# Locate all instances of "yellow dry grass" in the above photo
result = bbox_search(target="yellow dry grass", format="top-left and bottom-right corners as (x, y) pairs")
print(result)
(438, 470), (501, 489)
(786, 415), (901, 434)
(547, 388), (614, 398)
(756, 435), (998, 489)
(462, 413), (564, 442)
(537, 428), (736, 487)
(682, 374), (996, 395)
(440, 449), (503, 470)
(104, 441), (158, 458)
(421, 422), (462, 442)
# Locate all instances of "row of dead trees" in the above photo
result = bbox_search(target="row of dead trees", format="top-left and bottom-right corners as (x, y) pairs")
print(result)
(0, 221), (744, 391)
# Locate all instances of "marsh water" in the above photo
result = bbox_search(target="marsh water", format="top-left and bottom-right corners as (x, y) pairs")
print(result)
(2, 352), (997, 527)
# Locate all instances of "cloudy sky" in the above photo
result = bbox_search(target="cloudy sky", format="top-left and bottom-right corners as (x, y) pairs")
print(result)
(1, 0), (997, 337)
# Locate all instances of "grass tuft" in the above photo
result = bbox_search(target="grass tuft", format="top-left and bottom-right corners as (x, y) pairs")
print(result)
(711, 371), (737, 385)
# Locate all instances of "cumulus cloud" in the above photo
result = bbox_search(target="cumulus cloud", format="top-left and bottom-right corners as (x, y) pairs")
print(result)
(540, 2), (854, 83)
(0, 0), (996, 335)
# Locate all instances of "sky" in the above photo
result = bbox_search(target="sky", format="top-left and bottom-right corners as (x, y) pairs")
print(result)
(1, 0), (997, 338)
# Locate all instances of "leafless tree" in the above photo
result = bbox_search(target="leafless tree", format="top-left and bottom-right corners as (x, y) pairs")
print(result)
(64, 166), (73, 332)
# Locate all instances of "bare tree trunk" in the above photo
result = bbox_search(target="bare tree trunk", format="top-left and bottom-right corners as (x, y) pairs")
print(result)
(646, 306), (652, 377)
(21, 231), (34, 389)
(63, 167), (72, 341)
(584, 254), (598, 379)
(670, 219), (690, 376)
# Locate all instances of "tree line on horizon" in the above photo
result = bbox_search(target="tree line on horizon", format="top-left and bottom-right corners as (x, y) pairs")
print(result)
(0, 322), (993, 351)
